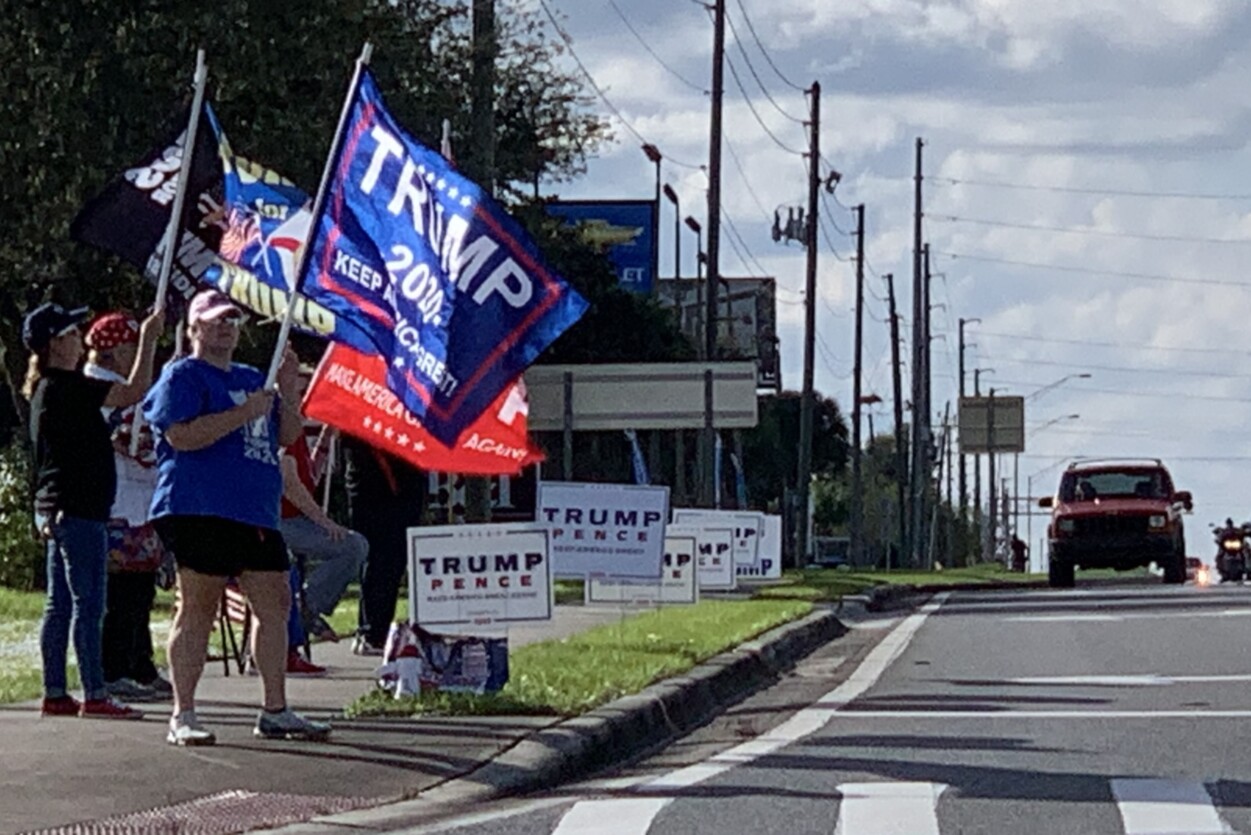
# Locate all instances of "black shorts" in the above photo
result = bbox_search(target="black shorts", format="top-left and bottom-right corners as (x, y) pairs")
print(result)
(153, 515), (289, 577)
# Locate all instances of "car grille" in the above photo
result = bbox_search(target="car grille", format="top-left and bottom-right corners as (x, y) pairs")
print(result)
(1073, 515), (1150, 536)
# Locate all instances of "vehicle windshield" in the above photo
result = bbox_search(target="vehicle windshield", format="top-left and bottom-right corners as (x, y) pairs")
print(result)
(1059, 468), (1172, 502)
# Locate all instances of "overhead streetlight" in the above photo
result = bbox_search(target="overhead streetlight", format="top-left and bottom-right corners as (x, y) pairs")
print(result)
(1027, 373), (1092, 402)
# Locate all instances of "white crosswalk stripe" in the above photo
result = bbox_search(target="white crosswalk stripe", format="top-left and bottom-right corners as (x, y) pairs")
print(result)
(1111, 779), (1230, 835)
(550, 798), (672, 835)
(833, 782), (947, 835)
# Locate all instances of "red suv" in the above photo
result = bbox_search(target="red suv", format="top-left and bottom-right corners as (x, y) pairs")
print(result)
(1039, 459), (1192, 588)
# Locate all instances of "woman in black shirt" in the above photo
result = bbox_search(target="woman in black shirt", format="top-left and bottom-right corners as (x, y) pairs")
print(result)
(22, 302), (162, 720)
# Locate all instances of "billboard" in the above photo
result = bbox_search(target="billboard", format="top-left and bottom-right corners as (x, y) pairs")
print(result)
(547, 200), (657, 295)
(958, 395), (1026, 454)
(525, 362), (760, 431)
(655, 277), (780, 389)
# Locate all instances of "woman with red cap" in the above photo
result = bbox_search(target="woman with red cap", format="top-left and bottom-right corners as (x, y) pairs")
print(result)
(23, 301), (163, 720)
(83, 311), (171, 702)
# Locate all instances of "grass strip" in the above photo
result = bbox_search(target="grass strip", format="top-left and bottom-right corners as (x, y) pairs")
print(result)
(754, 563), (1047, 603)
(346, 598), (812, 719)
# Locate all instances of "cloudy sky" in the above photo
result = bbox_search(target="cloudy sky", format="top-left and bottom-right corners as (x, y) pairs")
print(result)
(535, 0), (1251, 553)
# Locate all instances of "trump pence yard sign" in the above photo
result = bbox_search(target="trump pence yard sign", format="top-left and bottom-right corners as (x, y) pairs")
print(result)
(407, 523), (553, 628)
(538, 482), (670, 579)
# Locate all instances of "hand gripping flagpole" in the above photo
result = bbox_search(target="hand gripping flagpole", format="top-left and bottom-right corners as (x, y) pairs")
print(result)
(154, 49), (208, 314)
(265, 42), (374, 391)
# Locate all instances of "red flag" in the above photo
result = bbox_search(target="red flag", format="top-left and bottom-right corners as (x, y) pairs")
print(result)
(302, 343), (543, 475)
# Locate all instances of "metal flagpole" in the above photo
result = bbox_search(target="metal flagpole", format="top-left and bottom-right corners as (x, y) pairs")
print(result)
(154, 49), (208, 312)
(265, 42), (375, 390)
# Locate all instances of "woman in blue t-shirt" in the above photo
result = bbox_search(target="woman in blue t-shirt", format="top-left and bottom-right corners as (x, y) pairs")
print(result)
(144, 289), (330, 746)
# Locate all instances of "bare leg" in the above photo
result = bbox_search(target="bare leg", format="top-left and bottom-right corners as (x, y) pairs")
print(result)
(168, 569), (227, 716)
(238, 570), (291, 712)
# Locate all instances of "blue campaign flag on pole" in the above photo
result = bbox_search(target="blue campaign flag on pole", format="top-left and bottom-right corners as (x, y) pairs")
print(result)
(297, 70), (588, 445)
(200, 106), (381, 353)
(624, 429), (650, 486)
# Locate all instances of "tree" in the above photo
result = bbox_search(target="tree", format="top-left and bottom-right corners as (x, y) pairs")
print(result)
(739, 391), (849, 510)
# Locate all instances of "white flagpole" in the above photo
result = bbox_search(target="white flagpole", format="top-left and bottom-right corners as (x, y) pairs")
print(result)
(154, 49), (208, 314)
(264, 42), (374, 390)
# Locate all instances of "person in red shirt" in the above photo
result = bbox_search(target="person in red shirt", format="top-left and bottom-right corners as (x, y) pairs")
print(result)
(280, 416), (368, 670)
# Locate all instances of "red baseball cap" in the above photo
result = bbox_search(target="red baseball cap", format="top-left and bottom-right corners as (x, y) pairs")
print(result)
(85, 312), (140, 351)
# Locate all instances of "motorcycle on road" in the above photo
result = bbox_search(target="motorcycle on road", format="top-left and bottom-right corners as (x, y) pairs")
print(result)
(1212, 520), (1249, 583)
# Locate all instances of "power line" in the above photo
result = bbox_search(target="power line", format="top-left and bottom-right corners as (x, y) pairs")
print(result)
(820, 192), (855, 238)
(939, 251), (1251, 289)
(932, 214), (1251, 246)
(724, 9), (807, 125)
(538, 0), (704, 169)
(933, 176), (1251, 201)
(724, 136), (774, 222)
(976, 330), (1251, 358)
(605, 0), (709, 94)
(723, 55), (807, 156)
(730, 0), (807, 92)
(721, 209), (769, 276)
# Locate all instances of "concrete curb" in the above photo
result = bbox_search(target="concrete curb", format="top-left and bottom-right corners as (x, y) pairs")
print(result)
(276, 608), (846, 833)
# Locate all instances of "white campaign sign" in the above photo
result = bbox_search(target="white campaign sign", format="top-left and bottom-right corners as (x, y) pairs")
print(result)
(539, 481), (670, 579)
(736, 514), (783, 580)
(408, 523), (553, 628)
(671, 509), (764, 569)
(587, 535), (699, 605)
(684, 525), (735, 590)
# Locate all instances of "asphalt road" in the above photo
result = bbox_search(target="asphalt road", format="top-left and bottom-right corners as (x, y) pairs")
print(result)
(399, 580), (1251, 835)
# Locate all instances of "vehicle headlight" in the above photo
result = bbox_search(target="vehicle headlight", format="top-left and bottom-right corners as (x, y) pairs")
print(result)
(1057, 519), (1076, 533)
(1149, 515), (1167, 529)
(1224, 539), (1243, 550)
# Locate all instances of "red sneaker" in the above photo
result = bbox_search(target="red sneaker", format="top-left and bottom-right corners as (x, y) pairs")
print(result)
(41, 695), (81, 717)
(286, 651), (327, 677)
(80, 697), (144, 720)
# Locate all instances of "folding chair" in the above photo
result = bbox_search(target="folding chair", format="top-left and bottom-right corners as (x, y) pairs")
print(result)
(208, 581), (250, 676)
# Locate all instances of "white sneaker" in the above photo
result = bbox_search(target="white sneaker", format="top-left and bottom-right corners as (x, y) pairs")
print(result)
(167, 710), (216, 746)
(254, 708), (332, 741)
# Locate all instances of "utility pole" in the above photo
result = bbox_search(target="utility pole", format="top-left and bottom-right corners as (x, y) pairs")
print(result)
(944, 402), (954, 565)
(973, 369), (983, 558)
(921, 241), (933, 567)
(703, 0), (726, 510)
(465, 0), (497, 524)
(987, 388), (998, 564)
(794, 79), (821, 567)
(850, 203), (866, 567)
(886, 273), (905, 570)
(908, 137), (925, 567)
(957, 318), (973, 522)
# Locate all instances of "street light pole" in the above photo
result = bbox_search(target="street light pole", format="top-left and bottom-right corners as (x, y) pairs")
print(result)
(643, 144), (662, 290)
(663, 184), (680, 280)
(957, 318), (979, 525)
(685, 216), (705, 349)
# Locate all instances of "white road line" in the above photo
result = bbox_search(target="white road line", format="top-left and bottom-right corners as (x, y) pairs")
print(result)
(1008, 608), (1251, 624)
(1111, 779), (1229, 835)
(831, 710), (1251, 719)
(645, 594), (950, 793)
(550, 799), (673, 835)
(1011, 673), (1251, 687)
(833, 782), (946, 835)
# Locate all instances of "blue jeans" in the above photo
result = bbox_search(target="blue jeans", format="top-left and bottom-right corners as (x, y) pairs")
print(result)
(279, 516), (368, 620)
(39, 514), (108, 700)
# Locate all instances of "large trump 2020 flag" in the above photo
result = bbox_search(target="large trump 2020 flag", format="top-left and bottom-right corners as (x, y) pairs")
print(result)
(297, 70), (588, 446)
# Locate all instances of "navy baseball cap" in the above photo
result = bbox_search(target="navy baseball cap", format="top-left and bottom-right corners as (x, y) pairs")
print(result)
(22, 303), (90, 353)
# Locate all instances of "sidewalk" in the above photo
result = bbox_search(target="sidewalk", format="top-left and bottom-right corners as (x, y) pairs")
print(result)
(0, 606), (627, 835)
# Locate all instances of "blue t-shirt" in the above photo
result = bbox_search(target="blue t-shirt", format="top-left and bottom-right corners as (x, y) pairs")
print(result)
(143, 357), (283, 530)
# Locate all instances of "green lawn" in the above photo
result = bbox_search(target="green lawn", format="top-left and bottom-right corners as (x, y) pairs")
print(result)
(347, 598), (813, 718)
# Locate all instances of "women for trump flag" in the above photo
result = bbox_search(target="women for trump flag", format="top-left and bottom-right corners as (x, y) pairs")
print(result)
(296, 69), (588, 446)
